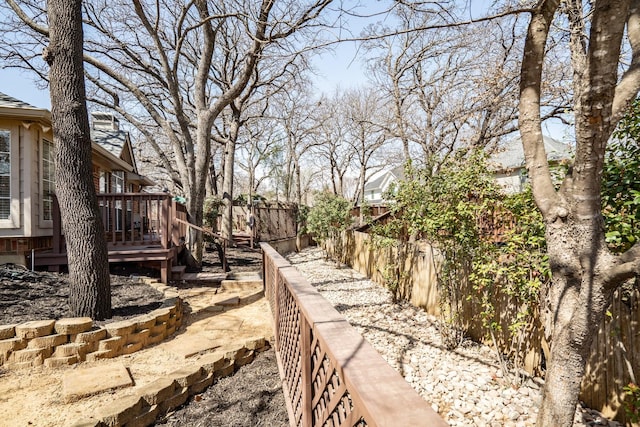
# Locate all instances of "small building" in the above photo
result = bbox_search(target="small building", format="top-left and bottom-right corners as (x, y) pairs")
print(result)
(489, 135), (572, 194)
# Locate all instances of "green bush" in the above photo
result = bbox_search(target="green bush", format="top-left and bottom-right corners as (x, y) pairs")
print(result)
(306, 192), (352, 244)
(372, 150), (548, 363)
(603, 98), (640, 253)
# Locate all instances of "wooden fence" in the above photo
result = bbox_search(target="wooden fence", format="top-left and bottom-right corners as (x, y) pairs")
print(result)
(261, 242), (447, 427)
(232, 205), (298, 243)
(324, 229), (638, 425)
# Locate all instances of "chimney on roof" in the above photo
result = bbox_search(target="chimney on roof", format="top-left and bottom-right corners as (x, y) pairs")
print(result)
(91, 112), (120, 131)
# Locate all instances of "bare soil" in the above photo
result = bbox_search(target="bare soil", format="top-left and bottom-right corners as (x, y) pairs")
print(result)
(156, 348), (287, 427)
(0, 245), (287, 427)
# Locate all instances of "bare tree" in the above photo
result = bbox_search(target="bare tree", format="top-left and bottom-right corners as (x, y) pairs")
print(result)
(272, 87), (325, 205)
(363, 3), (571, 170)
(45, 0), (110, 319)
(518, 1), (640, 425)
(312, 91), (354, 198)
(3, 0), (335, 260)
(341, 87), (389, 205)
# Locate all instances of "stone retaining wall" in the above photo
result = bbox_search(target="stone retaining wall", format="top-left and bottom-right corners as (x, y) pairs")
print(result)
(0, 278), (183, 369)
(71, 338), (271, 427)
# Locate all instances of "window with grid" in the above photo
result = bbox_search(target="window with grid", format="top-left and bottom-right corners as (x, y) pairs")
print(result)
(42, 139), (55, 221)
(0, 130), (10, 220)
(113, 171), (125, 230)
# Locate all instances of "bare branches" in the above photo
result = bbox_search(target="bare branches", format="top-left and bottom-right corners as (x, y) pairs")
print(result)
(5, 0), (48, 36)
(518, 0), (562, 219)
(612, 0), (640, 123)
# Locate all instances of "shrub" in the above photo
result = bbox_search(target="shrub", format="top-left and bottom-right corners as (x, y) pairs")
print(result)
(306, 192), (352, 245)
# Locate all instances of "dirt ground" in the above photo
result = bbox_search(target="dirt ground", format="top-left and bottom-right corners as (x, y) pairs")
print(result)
(0, 245), (288, 427)
(156, 348), (287, 427)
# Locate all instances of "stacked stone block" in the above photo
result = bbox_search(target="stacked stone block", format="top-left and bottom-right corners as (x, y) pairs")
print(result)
(71, 337), (272, 427)
(0, 279), (183, 369)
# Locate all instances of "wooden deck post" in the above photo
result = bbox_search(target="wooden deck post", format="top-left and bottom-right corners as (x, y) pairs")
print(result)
(161, 196), (170, 249)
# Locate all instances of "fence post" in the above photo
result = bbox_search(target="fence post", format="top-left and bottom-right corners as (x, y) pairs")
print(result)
(273, 261), (281, 351)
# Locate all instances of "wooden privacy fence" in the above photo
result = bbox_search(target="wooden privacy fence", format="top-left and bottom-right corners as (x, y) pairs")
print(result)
(232, 204), (298, 242)
(324, 229), (640, 424)
(261, 243), (447, 427)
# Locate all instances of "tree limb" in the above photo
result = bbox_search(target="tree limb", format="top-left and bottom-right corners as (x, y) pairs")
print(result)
(518, 0), (562, 219)
(612, 0), (640, 123)
(602, 257), (640, 290)
(5, 0), (49, 36)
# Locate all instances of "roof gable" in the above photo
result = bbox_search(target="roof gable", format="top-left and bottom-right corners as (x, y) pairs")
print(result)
(364, 166), (404, 192)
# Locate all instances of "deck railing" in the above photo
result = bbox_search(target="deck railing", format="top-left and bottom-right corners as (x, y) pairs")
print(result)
(52, 193), (186, 252)
(261, 243), (447, 427)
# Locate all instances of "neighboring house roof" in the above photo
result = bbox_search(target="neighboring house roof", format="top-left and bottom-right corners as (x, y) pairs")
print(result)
(91, 128), (128, 158)
(489, 135), (573, 172)
(364, 166), (404, 192)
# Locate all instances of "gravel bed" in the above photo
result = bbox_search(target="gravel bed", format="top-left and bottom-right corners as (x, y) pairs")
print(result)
(286, 247), (620, 427)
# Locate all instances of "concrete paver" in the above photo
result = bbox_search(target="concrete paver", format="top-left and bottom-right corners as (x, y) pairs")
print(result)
(62, 363), (133, 401)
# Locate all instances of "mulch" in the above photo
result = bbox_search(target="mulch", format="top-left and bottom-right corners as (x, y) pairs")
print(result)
(156, 348), (288, 427)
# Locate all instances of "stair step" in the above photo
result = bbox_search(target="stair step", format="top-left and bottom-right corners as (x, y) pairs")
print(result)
(171, 265), (187, 280)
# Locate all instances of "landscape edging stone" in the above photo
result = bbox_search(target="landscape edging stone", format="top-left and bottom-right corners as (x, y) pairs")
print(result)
(0, 277), (183, 369)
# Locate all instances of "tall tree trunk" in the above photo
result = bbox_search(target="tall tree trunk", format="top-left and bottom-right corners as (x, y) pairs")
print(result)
(45, 0), (111, 319)
(294, 157), (302, 207)
(221, 117), (239, 245)
(538, 215), (615, 426)
(221, 141), (234, 244)
(518, 1), (640, 425)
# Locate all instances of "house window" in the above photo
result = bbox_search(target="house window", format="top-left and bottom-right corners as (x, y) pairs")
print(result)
(0, 130), (10, 220)
(112, 171), (124, 193)
(99, 171), (108, 193)
(112, 171), (125, 230)
(42, 139), (55, 221)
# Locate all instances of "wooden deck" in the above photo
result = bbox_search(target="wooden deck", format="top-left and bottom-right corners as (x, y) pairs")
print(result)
(32, 244), (181, 283)
(35, 193), (188, 283)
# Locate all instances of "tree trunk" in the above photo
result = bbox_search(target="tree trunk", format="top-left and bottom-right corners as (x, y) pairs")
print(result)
(518, 2), (640, 425)
(537, 216), (615, 426)
(294, 157), (302, 207)
(45, 0), (111, 319)
(221, 122), (239, 245)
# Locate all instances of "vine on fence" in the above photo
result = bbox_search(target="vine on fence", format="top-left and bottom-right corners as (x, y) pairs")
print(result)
(372, 150), (549, 381)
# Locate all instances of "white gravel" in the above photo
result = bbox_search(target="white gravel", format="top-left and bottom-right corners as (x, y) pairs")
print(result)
(286, 247), (620, 427)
